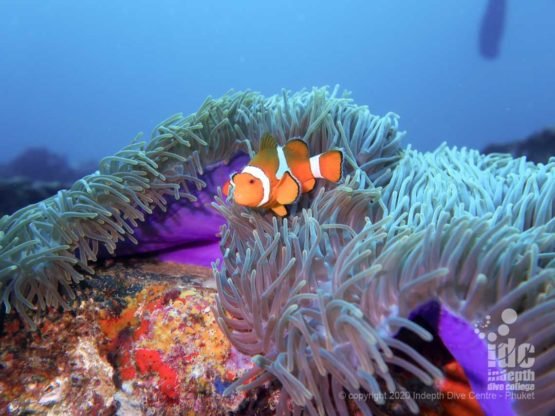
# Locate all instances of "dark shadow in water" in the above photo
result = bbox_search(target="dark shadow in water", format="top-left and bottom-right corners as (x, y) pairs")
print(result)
(479, 0), (507, 59)
(0, 147), (97, 216)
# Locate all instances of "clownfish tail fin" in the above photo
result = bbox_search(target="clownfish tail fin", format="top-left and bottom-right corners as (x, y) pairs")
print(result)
(311, 150), (343, 183)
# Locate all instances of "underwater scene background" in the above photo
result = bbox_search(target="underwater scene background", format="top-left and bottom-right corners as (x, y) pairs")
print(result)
(1, 2), (554, 416)
(1, 0), (555, 165)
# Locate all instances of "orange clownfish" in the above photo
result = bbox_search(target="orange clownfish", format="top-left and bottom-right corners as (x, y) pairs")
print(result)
(222, 133), (343, 216)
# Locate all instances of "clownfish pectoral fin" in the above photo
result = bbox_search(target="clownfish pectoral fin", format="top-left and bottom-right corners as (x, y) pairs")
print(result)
(276, 171), (300, 205)
(222, 173), (237, 197)
(271, 204), (288, 217)
(284, 138), (310, 159)
(222, 180), (231, 197)
(302, 178), (316, 193)
(259, 133), (278, 150)
(314, 150), (343, 183)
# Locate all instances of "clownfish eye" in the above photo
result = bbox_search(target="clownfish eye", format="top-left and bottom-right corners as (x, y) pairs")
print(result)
(249, 179), (255, 184)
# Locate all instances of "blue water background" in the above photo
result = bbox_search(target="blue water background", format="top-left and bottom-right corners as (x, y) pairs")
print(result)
(1, 0), (554, 166)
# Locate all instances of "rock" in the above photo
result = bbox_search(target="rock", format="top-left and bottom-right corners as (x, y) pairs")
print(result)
(0, 259), (274, 415)
(0, 177), (69, 216)
(482, 127), (555, 163)
(0, 147), (92, 183)
(0, 147), (98, 216)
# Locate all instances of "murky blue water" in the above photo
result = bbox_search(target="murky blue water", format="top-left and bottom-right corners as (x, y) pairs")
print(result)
(1, 0), (554, 166)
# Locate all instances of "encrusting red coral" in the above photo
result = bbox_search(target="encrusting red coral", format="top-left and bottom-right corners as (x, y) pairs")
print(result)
(135, 348), (179, 400)
(95, 267), (253, 413)
(0, 260), (257, 415)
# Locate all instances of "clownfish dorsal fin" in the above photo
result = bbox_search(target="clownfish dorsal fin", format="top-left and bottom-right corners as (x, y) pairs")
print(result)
(284, 138), (310, 159)
(259, 133), (278, 151)
(276, 171), (300, 205)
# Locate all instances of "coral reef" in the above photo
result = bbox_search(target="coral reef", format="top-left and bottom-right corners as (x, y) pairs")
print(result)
(0, 148), (98, 216)
(482, 126), (555, 164)
(1, 87), (554, 415)
(0, 147), (96, 183)
(0, 259), (254, 415)
(0, 177), (68, 217)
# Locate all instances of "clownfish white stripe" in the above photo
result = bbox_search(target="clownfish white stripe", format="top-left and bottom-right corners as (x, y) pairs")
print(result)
(242, 165), (270, 206)
(309, 154), (323, 179)
(275, 145), (289, 180)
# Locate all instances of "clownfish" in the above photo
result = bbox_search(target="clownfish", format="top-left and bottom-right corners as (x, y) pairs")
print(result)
(222, 133), (343, 216)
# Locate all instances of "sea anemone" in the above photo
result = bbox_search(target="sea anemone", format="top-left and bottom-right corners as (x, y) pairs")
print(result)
(0, 87), (398, 326)
(210, 91), (555, 414)
(1, 87), (554, 415)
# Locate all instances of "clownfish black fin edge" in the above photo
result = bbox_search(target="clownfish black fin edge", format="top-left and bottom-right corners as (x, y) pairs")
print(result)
(276, 171), (301, 205)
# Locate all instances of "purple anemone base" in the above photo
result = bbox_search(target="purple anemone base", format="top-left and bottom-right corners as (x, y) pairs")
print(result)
(411, 300), (515, 416)
(112, 153), (248, 266)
